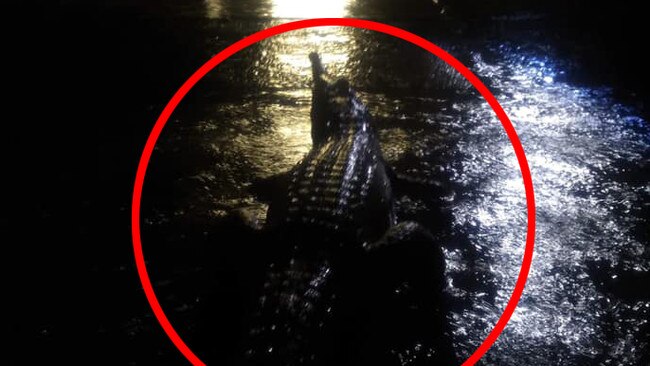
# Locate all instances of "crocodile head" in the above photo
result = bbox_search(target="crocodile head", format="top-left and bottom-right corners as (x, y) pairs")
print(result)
(309, 52), (369, 147)
(271, 53), (393, 246)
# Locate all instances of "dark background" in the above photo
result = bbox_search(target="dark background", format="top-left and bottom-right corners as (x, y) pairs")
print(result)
(10, 0), (647, 364)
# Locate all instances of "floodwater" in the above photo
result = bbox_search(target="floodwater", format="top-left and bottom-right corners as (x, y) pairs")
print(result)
(139, 1), (649, 365)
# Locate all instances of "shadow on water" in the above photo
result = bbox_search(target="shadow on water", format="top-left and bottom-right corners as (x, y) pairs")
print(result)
(17, 0), (648, 365)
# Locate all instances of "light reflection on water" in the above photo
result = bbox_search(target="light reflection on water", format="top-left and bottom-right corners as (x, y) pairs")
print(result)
(150, 6), (649, 365)
(203, 0), (352, 19)
(447, 46), (649, 364)
(211, 26), (354, 177)
(271, 0), (351, 19)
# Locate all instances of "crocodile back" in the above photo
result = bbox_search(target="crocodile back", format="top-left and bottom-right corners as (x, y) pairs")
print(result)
(285, 98), (393, 247)
(244, 55), (398, 365)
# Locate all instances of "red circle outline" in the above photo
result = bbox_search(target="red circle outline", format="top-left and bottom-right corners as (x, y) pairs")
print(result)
(132, 18), (536, 366)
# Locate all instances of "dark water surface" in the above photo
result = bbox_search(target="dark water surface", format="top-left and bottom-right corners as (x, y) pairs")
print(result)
(18, 1), (648, 365)
(143, 3), (649, 364)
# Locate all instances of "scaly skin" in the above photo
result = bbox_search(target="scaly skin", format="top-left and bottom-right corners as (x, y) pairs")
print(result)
(243, 54), (451, 366)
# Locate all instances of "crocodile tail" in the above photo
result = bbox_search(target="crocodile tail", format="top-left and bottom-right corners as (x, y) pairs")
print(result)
(243, 258), (338, 365)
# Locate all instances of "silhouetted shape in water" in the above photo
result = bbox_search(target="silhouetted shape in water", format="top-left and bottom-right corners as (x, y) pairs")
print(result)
(243, 53), (456, 365)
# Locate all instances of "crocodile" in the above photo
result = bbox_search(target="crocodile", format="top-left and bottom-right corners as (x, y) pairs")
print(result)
(242, 53), (455, 366)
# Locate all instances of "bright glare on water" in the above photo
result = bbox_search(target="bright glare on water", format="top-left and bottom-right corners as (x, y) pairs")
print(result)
(146, 2), (649, 364)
